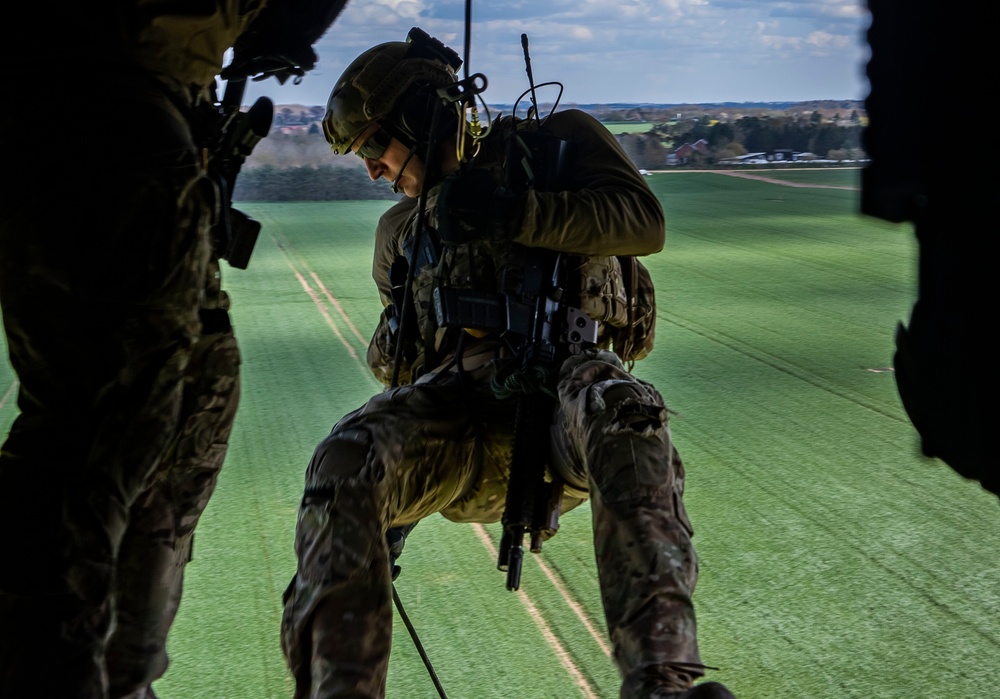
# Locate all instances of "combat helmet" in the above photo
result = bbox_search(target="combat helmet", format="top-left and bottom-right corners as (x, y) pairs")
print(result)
(323, 27), (462, 155)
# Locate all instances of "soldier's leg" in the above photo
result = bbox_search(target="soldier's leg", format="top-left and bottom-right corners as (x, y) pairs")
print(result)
(105, 306), (241, 698)
(0, 88), (211, 698)
(281, 377), (481, 699)
(553, 350), (703, 698)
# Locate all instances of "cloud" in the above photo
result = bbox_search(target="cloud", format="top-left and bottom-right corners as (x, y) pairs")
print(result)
(241, 0), (870, 106)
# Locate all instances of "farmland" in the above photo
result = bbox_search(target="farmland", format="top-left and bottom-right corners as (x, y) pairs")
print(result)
(1, 170), (997, 698)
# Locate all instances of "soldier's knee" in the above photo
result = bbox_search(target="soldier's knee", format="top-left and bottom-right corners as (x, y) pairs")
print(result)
(303, 429), (377, 501)
(594, 381), (667, 434)
(584, 382), (682, 500)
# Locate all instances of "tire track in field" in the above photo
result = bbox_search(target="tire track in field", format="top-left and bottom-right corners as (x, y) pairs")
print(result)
(266, 226), (381, 392)
(533, 555), (612, 658)
(1, 380), (17, 410)
(714, 170), (859, 190)
(653, 168), (861, 190)
(681, 420), (1000, 656)
(472, 523), (607, 698)
(662, 309), (908, 423)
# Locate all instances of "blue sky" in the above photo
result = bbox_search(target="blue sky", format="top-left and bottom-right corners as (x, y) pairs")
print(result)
(240, 0), (871, 108)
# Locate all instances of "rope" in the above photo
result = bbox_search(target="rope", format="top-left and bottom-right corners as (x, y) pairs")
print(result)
(392, 584), (449, 699)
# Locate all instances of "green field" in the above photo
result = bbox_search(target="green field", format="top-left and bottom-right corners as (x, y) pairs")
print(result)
(601, 121), (654, 135)
(726, 168), (862, 188)
(1, 170), (997, 698)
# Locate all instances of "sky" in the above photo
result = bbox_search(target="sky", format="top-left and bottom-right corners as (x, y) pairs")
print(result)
(239, 0), (872, 109)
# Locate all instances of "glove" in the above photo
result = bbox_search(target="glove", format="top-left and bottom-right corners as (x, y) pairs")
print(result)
(436, 169), (522, 246)
(221, 44), (316, 84)
(387, 523), (417, 581)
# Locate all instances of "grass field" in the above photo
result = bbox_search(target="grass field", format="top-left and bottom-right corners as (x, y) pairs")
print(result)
(716, 167), (862, 188)
(1, 170), (997, 698)
(601, 121), (654, 135)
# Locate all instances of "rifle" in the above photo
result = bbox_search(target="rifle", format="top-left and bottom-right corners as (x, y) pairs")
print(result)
(494, 247), (596, 591)
(206, 77), (273, 269)
(433, 244), (596, 591)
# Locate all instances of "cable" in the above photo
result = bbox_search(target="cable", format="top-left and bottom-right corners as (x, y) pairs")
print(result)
(513, 81), (564, 125)
(392, 584), (449, 699)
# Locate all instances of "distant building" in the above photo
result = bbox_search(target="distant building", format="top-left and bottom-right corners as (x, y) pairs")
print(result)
(717, 153), (767, 165)
(273, 124), (313, 135)
(716, 150), (822, 165)
(666, 139), (709, 165)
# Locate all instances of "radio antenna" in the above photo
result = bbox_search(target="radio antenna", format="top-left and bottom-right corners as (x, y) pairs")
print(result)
(521, 34), (540, 123)
(464, 0), (472, 81)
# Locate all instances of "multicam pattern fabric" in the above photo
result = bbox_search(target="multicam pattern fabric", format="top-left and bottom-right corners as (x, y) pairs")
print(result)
(0, 41), (238, 699)
(281, 350), (702, 698)
(282, 107), (710, 698)
(105, 315), (241, 698)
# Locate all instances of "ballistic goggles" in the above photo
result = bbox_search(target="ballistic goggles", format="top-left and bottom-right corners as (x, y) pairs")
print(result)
(353, 125), (393, 160)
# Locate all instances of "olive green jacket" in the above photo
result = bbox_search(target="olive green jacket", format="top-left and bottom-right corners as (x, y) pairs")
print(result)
(367, 109), (663, 385)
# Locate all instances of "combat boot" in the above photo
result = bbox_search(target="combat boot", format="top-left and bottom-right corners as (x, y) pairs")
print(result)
(658, 681), (736, 699)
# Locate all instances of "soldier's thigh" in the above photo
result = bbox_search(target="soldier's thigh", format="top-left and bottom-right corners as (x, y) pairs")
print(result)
(304, 378), (482, 526)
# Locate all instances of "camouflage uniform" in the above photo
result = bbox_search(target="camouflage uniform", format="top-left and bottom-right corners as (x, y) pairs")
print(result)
(282, 109), (707, 698)
(0, 2), (268, 696)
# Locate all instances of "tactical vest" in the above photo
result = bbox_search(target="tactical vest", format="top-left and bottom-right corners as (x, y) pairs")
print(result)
(367, 229), (656, 384)
(366, 115), (658, 385)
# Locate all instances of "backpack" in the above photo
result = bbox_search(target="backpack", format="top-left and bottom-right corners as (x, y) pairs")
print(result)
(612, 255), (657, 366)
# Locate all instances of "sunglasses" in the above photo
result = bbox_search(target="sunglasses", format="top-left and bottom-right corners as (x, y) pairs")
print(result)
(354, 126), (393, 160)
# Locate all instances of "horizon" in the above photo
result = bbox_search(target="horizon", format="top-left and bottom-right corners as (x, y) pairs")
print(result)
(259, 98), (867, 112)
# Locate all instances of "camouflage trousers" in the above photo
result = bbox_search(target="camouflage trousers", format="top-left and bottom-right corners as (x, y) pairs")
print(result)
(0, 84), (240, 698)
(281, 348), (703, 699)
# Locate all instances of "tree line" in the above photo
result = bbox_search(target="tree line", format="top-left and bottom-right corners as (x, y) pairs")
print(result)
(617, 112), (865, 170)
(233, 164), (400, 202)
(233, 111), (865, 201)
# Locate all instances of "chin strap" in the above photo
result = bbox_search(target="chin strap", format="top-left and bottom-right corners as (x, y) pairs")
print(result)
(390, 145), (420, 194)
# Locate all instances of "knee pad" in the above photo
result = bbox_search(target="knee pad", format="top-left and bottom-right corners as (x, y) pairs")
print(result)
(596, 382), (665, 433)
(303, 429), (375, 500)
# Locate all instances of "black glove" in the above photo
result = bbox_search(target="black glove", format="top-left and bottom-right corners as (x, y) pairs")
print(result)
(387, 523), (417, 581)
(222, 0), (346, 83)
(436, 169), (522, 246)
(221, 45), (316, 84)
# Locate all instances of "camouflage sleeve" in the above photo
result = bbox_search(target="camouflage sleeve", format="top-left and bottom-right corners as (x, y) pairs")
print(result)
(514, 110), (665, 257)
(366, 198), (420, 385)
(371, 197), (419, 305)
(366, 309), (411, 386)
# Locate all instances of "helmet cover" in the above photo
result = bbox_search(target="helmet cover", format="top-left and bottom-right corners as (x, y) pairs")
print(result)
(323, 31), (460, 155)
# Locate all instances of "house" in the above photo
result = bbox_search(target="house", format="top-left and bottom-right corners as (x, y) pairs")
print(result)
(273, 124), (314, 135)
(666, 139), (709, 165)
